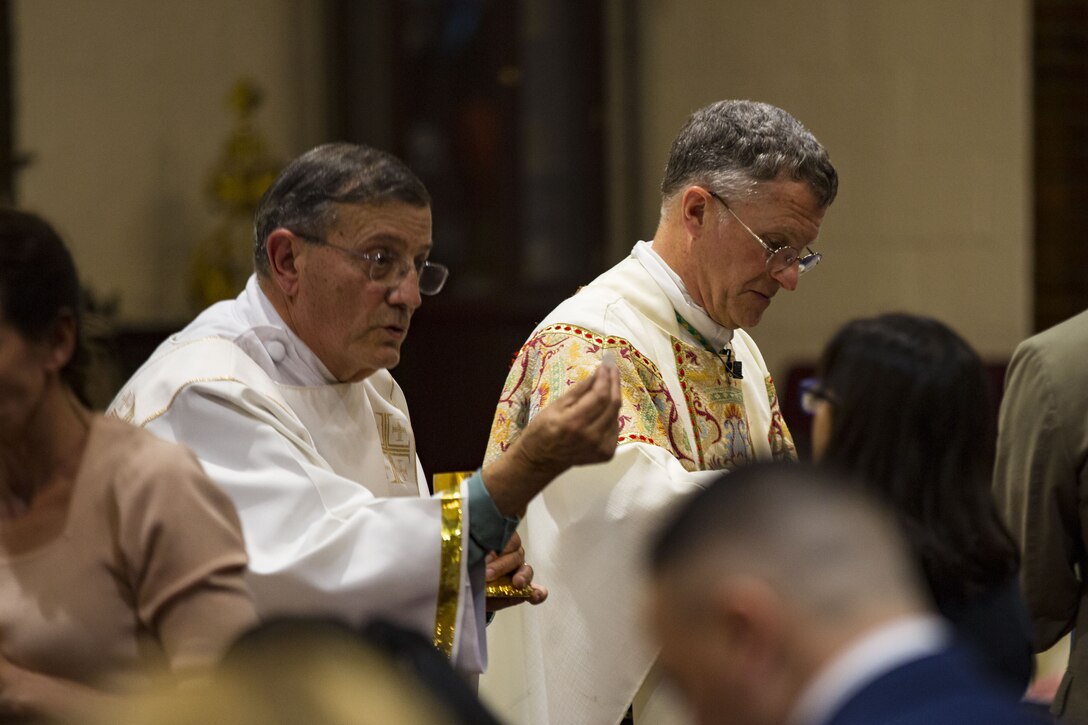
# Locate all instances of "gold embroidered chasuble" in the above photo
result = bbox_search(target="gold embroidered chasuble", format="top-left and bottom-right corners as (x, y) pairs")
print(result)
(479, 251), (794, 725)
(487, 322), (794, 471)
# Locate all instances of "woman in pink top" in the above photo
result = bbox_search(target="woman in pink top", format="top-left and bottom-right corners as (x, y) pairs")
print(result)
(0, 210), (257, 720)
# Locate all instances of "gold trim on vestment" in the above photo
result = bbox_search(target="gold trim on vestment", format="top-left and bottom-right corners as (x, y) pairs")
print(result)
(432, 472), (470, 657)
(107, 336), (298, 429)
(132, 376), (253, 427)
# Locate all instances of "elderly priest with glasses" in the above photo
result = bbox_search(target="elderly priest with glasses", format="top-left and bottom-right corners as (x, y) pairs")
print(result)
(480, 100), (838, 725)
(108, 143), (622, 674)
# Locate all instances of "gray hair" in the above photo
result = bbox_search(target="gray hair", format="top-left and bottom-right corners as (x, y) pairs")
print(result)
(660, 100), (838, 208)
(253, 143), (431, 276)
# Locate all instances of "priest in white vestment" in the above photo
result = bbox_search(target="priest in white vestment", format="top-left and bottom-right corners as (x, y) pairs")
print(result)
(108, 143), (622, 674)
(480, 100), (838, 723)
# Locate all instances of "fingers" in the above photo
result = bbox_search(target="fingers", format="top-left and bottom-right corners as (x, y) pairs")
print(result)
(554, 362), (608, 410)
(511, 562), (533, 588)
(576, 364), (622, 452)
(560, 361), (622, 426)
(486, 583), (548, 612)
(485, 544), (526, 581)
(502, 531), (522, 556)
(596, 363), (622, 421)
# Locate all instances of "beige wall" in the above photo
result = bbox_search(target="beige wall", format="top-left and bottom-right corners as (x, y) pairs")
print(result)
(625, 0), (1031, 382)
(13, 0), (328, 322)
(14, 0), (1032, 378)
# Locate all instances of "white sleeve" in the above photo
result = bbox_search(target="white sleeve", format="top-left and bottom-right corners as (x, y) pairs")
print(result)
(143, 383), (486, 672)
(480, 440), (717, 725)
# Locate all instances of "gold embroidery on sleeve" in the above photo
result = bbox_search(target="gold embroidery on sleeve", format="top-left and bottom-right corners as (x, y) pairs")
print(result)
(432, 472), (468, 658)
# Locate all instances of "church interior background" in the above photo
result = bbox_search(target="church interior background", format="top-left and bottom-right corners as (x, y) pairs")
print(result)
(4, 0), (1086, 470)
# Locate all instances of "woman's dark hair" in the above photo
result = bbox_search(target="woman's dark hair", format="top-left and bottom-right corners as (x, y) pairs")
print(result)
(0, 208), (88, 403)
(815, 313), (1017, 601)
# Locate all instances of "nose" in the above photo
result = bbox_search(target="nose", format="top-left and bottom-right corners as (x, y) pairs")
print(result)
(770, 263), (799, 292)
(387, 268), (423, 310)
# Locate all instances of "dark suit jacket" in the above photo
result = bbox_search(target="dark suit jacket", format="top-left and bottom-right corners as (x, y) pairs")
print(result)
(936, 575), (1035, 693)
(823, 647), (1046, 725)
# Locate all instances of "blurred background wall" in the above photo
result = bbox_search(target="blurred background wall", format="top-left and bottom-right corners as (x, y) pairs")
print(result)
(7, 0), (1086, 468)
(630, 1), (1031, 379)
(13, 0), (329, 322)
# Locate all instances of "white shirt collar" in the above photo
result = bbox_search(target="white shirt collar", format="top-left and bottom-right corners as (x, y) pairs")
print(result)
(631, 240), (734, 351)
(239, 275), (338, 384)
(787, 614), (950, 725)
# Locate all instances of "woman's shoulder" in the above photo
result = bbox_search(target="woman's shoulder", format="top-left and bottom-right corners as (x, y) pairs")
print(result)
(82, 415), (224, 507)
(88, 415), (199, 469)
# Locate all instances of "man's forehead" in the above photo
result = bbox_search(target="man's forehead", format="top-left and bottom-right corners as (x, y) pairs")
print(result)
(328, 201), (433, 245)
(738, 180), (825, 239)
(744, 177), (822, 209)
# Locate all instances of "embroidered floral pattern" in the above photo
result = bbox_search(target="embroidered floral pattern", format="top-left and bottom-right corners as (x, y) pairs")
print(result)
(485, 324), (699, 470)
(765, 374), (797, 461)
(486, 323), (796, 471)
(672, 339), (755, 469)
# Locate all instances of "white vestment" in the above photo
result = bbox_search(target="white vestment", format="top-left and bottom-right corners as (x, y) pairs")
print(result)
(480, 244), (795, 724)
(107, 275), (486, 671)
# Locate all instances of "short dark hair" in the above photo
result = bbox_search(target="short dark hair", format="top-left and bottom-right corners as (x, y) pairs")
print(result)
(815, 313), (1018, 600)
(253, 143), (431, 276)
(651, 463), (865, 571)
(660, 100), (838, 207)
(650, 463), (922, 620)
(0, 208), (87, 403)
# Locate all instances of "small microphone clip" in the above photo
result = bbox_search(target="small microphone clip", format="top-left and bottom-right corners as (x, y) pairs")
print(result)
(722, 349), (744, 380)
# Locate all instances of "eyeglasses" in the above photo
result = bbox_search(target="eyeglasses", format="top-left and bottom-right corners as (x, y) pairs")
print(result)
(799, 377), (835, 415)
(707, 191), (822, 276)
(292, 232), (449, 295)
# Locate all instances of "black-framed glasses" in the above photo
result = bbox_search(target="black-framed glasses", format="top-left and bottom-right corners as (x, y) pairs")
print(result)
(707, 191), (822, 276)
(292, 231), (449, 295)
(799, 377), (835, 415)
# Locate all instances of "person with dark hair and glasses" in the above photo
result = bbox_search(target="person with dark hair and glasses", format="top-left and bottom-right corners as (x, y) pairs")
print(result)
(805, 313), (1033, 694)
(480, 100), (837, 725)
(109, 143), (622, 674)
(0, 209), (257, 720)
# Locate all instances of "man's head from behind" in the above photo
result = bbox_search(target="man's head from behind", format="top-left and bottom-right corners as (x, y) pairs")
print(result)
(647, 464), (926, 725)
(254, 143), (438, 382)
(654, 100), (838, 330)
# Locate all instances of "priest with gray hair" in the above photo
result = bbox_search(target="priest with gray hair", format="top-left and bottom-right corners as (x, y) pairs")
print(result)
(109, 142), (622, 673)
(481, 100), (837, 724)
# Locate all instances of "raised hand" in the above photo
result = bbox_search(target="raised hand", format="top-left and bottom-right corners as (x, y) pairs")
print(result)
(482, 358), (622, 518)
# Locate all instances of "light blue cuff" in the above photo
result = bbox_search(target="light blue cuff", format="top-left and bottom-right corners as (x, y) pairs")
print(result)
(467, 469), (520, 567)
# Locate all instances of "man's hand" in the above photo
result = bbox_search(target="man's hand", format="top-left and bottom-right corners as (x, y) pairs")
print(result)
(515, 358), (623, 474)
(485, 532), (548, 611)
(483, 359), (622, 518)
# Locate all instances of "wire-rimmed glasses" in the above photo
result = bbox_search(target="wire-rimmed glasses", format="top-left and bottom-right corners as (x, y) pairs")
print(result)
(799, 377), (836, 415)
(292, 231), (449, 295)
(707, 191), (822, 276)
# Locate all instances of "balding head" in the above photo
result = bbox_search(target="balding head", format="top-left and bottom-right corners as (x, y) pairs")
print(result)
(647, 464), (928, 725)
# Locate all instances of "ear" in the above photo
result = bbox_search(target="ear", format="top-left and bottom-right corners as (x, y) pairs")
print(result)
(714, 576), (787, 681)
(42, 309), (78, 374)
(715, 576), (795, 724)
(265, 229), (306, 298)
(679, 185), (714, 240)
